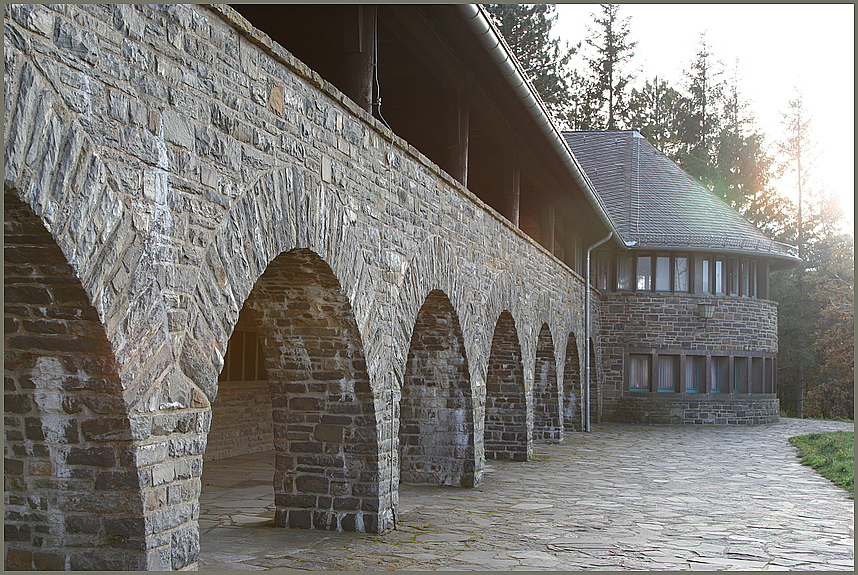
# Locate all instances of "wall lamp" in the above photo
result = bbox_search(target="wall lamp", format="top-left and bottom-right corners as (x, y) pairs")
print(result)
(698, 302), (716, 320)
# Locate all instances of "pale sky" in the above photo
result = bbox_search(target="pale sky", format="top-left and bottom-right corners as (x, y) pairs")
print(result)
(554, 3), (855, 229)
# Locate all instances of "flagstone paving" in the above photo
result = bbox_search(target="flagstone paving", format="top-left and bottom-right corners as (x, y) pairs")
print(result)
(198, 418), (854, 570)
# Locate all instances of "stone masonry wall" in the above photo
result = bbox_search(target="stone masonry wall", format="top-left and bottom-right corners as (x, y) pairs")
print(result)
(205, 380), (273, 461)
(612, 396), (780, 425)
(4, 4), (590, 569)
(484, 311), (529, 461)
(598, 291), (779, 423)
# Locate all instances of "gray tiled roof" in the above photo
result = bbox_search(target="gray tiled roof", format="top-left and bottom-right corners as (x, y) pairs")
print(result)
(562, 130), (798, 263)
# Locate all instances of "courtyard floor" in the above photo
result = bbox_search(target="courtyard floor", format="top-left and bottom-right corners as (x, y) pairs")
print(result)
(198, 418), (854, 571)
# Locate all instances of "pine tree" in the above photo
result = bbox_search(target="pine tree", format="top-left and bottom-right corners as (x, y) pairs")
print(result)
(777, 90), (814, 418)
(711, 66), (776, 215)
(485, 4), (577, 127)
(676, 36), (724, 184)
(580, 4), (637, 130)
(625, 77), (687, 155)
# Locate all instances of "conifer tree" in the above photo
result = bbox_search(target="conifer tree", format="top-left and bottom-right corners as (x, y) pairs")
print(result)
(580, 4), (637, 130)
(780, 90), (811, 417)
(625, 77), (687, 155)
(485, 4), (577, 127)
(677, 36), (724, 184)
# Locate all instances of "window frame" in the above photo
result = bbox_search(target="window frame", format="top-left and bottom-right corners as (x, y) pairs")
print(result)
(655, 254), (672, 292)
(628, 353), (653, 392)
(636, 254), (652, 292)
(656, 354), (680, 392)
(684, 355), (704, 393)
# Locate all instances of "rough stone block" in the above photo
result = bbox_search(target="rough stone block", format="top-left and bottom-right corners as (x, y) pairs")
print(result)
(5, 547), (33, 570)
(65, 446), (116, 468)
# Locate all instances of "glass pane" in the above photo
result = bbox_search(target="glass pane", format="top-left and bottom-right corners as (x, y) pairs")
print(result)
(728, 258), (738, 295)
(617, 255), (633, 291)
(751, 357), (764, 393)
(740, 259), (749, 296)
(733, 357), (748, 393)
(657, 355), (678, 391)
(685, 356), (703, 392)
(636, 255), (652, 291)
(702, 259), (711, 294)
(655, 256), (671, 291)
(715, 259), (725, 295)
(629, 354), (651, 390)
(674, 256), (689, 292)
(596, 252), (611, 290)
(711, 356), (728, 393)
(749, 260), (758, 298)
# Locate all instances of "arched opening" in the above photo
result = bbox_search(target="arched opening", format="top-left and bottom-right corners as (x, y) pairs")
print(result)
(4, 193), (145, 570)
(199, 307), (276, 534)
(200, 248), (382, 535)
(484, 311), (529, 461)
(533, 323), (561, 442)
(563, 333), (582, 431)
(400, 290), (475, 487)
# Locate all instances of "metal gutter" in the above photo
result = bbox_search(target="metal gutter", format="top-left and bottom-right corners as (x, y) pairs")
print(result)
(456, 4), (622, 244)
(584, 231), (612, 432)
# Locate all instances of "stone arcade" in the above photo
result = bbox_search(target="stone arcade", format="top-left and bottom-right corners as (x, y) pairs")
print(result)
(4, 4), (796, 570)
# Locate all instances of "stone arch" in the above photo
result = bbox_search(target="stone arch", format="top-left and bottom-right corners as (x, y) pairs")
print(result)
(210, 248), (383, 533)
(393, 236), (471, 369)
(5, 55), (214, 569)
(533, 323), (562, 442)
(4, 192), (147, 570)
(180, 166), (381, 407)
(484, 311), (529, 461)
(563, 332), (583, 431)
(400, 289), (476, 487)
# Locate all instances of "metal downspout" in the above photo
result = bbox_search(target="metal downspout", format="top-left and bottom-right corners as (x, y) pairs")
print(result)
(585, 232), (612, 432)
(456, 4), (621, 241)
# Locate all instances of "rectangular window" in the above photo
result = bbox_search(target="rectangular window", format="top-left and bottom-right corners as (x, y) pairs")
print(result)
(733, 357), (748, 394)
(728, 258), (738, 295)
(702, 258), (711, 294)
(636, 255), (652, 291)
(674, 255), (689, 292)
(757, 261), (769, 299)
(715, 258), (726, 295)
(657, 355), (679, 392)
(685, 356), (704, 393)
(749, 260), (758, 298)
(655, 255), (671, 292)
(711, 356), (728, 393)
(628, 354), (651, 391)
(595, 252), (611, 291)
(740, 259), (750, 297)
(617, 255), (633, 291)
(769, 357), (777, 394)
(751, 357), (764, 393)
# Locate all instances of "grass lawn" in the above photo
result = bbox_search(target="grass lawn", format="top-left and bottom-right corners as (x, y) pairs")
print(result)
(789, 431), (854, 499)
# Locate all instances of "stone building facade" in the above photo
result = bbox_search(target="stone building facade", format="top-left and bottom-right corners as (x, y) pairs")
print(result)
(4, 4), (795, 571)
(564, 131), (799, 425)
(4, 4), (606, 570)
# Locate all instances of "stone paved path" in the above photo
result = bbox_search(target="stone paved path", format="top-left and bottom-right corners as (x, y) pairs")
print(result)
(198, 418), (854, 570)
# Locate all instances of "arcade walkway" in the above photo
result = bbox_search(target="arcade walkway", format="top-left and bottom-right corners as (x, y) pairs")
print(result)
(198, 418), (854, 571)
